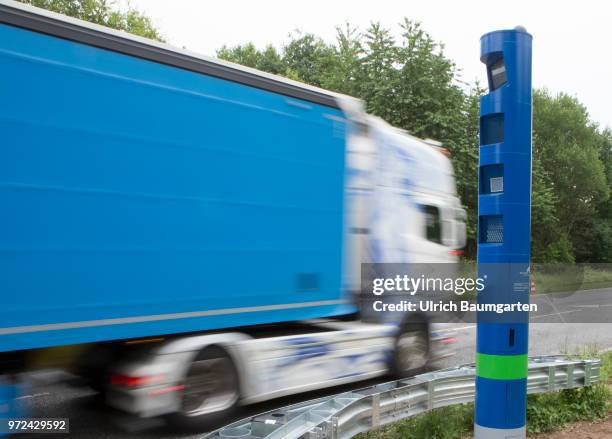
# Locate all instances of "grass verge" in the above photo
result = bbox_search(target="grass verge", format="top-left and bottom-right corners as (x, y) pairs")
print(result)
(532, 265), (612, 294)
(357, 351), (611, 439)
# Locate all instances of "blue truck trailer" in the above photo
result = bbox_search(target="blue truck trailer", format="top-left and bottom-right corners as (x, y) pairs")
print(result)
(0, 1), (356, 353)
(0, 0), (465, 431)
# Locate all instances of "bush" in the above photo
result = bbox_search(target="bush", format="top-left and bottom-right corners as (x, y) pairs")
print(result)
(526, 385), (609, 434)
(600, 351), (612, 383)
(359, 403), (473, 439)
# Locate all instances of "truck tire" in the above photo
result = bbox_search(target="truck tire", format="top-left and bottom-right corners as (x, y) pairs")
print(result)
(167, 345), (240, 432)
(391, 318), (430, 378)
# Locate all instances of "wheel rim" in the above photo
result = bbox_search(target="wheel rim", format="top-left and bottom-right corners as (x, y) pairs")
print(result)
(181, 356), (238, 417)
(397, 330), (429, 372)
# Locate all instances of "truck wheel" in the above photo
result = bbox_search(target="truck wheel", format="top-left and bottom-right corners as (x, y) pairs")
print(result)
(168, 345), (239, 432)
(392, 321), (430, 378)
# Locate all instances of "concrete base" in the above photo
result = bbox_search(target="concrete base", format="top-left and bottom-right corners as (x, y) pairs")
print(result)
(474, 424), (526, 438)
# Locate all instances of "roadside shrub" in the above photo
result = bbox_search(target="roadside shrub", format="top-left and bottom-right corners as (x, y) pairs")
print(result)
(527, 385), (609, 434)
(359, 403), (473, 439)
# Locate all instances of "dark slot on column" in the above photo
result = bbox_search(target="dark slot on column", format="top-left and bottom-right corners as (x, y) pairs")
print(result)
(480, 113), (504, 145)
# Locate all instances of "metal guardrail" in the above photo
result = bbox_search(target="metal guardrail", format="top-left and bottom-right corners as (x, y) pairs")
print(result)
(204, 356), (601, 439)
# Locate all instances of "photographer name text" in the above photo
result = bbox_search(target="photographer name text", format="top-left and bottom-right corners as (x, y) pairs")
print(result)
(373, 300), (537, 314)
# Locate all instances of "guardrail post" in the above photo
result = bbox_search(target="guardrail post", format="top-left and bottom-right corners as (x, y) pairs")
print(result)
(566, 363), (574, 388)
(585, 362), (592, 386)
(475, 26), (533, 439)
(330, 416), (338, 439)
(427, 380), (434, 410)
(548, 366), (555, 392)
(371, 393), (380, 428)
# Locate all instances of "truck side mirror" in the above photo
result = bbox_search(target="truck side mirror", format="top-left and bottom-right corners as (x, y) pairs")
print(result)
(444, 208), (467, 250)
(455, 219), (467, 249)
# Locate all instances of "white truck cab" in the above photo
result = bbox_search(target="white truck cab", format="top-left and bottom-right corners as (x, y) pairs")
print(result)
(105, 107), (466, 431)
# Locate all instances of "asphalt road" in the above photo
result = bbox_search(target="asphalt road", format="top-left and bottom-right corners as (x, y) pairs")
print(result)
(529, 287), (612, 323)
(14, 288), (612, 439)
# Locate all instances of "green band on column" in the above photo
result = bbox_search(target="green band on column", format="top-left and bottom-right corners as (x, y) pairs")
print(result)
(476, 353), (528, 380)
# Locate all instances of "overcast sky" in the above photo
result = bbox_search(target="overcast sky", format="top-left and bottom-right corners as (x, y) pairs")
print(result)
(126, 0), (611, 129)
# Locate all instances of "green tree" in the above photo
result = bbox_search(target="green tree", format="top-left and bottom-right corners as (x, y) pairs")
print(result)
(451, 85), (482, 257)
(570, 128), (612, 262)
(356, 22), (399, 124)
(318, 24), (363, 96)
(281, 32), (336, 86)
(531, 156), (567, 262)
(532, 89), (610, 262)
(217, 43), (285, 75)
(16, 0), (164, 41)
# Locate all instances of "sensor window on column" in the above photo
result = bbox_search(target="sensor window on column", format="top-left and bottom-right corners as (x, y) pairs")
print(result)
(480, 215), (504, 244)
(480, 164), (504, 194)
(489, 57), (507, 90)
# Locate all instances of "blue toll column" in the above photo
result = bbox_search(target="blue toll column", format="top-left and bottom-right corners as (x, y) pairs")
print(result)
(475, 27), (533, 439)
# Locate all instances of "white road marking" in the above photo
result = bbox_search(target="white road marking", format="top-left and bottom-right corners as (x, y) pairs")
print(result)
(569, 304), (599, 308)
(15, 392), (50, 399)
(569, 303), (612, 308)
(531, 310), (582, 320)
